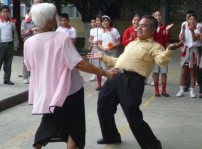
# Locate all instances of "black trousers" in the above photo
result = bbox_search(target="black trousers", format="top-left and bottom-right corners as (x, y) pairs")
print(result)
(197, 47), (202, 93)
(0, 43), (14, 81)
(97, 71), (159, 148)
(34, 88), (85, 149)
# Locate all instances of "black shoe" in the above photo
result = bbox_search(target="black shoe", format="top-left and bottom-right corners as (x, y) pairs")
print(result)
(150, 141), (162, 149)
(162, 92), (170, 97)
(155, 93), (161, 97)
(4, 80), (14, 85)
(97, 138), (121, 144)
(95, 87), (102, 91)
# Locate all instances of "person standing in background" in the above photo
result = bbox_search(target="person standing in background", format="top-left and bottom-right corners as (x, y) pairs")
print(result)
(98, 15), (121, 71)
(176, 13), (200, 98)
(179, 10), (195, 92)
(197, 27), (202, 98)
(122, 14), (141, 47)
(25, 0), (42, 19)
(89, 15), (104, 90)
(0, 5), (19, 85)
(88, 17), (97, 82)
(152, 10), (173, 97)
(21, 9), (38, 84)
(56, 13), (77, 44)
(33, 0), (42, 4)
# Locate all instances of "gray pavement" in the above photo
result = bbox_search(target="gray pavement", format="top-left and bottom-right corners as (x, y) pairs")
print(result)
(0, 52), (202, 149)
(0, 56), (28, 111)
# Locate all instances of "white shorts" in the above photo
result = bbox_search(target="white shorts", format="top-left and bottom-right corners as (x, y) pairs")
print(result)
(153, 64), (168, 73)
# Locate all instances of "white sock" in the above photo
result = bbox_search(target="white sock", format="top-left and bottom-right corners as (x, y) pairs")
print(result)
(180, 86), (184, 91)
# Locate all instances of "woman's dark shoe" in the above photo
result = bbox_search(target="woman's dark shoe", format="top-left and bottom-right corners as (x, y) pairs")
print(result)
(97, 138), (121, 144)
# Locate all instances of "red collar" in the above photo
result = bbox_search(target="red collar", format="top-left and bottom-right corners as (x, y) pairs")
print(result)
(103, 27), (112, 33)
(0, 17), (16, 23)
(25, 18), (32, 23)
(62, 25), (71, 29)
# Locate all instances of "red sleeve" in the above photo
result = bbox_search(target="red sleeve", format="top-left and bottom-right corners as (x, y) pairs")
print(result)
(122, 28), (131, 46)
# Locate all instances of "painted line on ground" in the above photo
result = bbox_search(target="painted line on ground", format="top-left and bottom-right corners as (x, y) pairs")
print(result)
(106, 95), (156, 149)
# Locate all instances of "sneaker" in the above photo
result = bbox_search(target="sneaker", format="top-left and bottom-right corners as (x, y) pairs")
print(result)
(23, 79), (29, 84)
(176, 90), (184, 97)
(190, 90), (196, 98)
(90, 75), (97, 81)
(150, 81), (154, 86)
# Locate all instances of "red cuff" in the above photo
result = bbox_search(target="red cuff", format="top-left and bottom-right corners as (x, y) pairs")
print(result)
(29, 29), (33, 33)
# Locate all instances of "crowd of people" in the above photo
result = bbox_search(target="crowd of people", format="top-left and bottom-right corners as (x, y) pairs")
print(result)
(0, 1), (202, 149)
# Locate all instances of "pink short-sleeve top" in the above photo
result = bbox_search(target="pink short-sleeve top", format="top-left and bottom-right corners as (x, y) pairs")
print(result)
(24, 31), (83, 114)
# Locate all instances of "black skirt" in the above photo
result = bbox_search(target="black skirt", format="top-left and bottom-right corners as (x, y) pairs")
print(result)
(34, 87), (85, 149)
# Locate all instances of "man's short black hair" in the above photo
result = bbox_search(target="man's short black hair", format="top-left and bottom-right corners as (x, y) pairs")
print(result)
(0, 5), (10, 12)
(142, 15), (158, 30)
(60, 13), (69, 20)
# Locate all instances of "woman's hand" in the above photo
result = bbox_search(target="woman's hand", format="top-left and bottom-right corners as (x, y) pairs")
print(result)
(105, 69), (119, 79)
(166, 23), (174, 31)
(87, 51), (104, 59)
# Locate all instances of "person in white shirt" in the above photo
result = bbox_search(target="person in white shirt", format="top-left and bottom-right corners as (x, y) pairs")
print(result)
(176, 13), (201, 98)
(98, 15), (121, 69)
(179, 10), (195, 92)
(89, 15), (104, 90)
(0, 5), (19, 85)
(56, 13), (77, 44)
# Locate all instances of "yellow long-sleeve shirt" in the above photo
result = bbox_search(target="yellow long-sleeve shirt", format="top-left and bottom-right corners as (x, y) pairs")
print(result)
(102, 38), (173, 78)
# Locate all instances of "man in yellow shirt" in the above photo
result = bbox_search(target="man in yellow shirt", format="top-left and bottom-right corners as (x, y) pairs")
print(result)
(88, 15), (182, 149)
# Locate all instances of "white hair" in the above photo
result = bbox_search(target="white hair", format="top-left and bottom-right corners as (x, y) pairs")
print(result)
(31, 3), (56, 28)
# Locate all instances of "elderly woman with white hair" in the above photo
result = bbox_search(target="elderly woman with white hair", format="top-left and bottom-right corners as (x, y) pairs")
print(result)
(24, 3), (118, 149)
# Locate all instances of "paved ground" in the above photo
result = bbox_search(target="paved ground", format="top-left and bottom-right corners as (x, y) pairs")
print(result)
(0, 52), (202, 149)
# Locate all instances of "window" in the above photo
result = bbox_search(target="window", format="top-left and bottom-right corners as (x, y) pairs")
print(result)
(9, 3), (26, 17)
(61, 4), (81, 18)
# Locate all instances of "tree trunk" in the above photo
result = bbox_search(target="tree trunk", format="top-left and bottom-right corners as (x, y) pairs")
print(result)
(13, 0), (21, 51)
(82, 22), (91, 51)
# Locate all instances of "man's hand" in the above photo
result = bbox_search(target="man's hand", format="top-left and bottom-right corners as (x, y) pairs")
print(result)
(168, 41), (184, 51)
(87, 51), (104, 59)
(105, 69), (119, 79)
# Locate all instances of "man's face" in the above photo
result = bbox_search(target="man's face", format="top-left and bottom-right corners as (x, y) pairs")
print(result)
(137, 18), (155, 40)
(34, 0), (41, 4)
